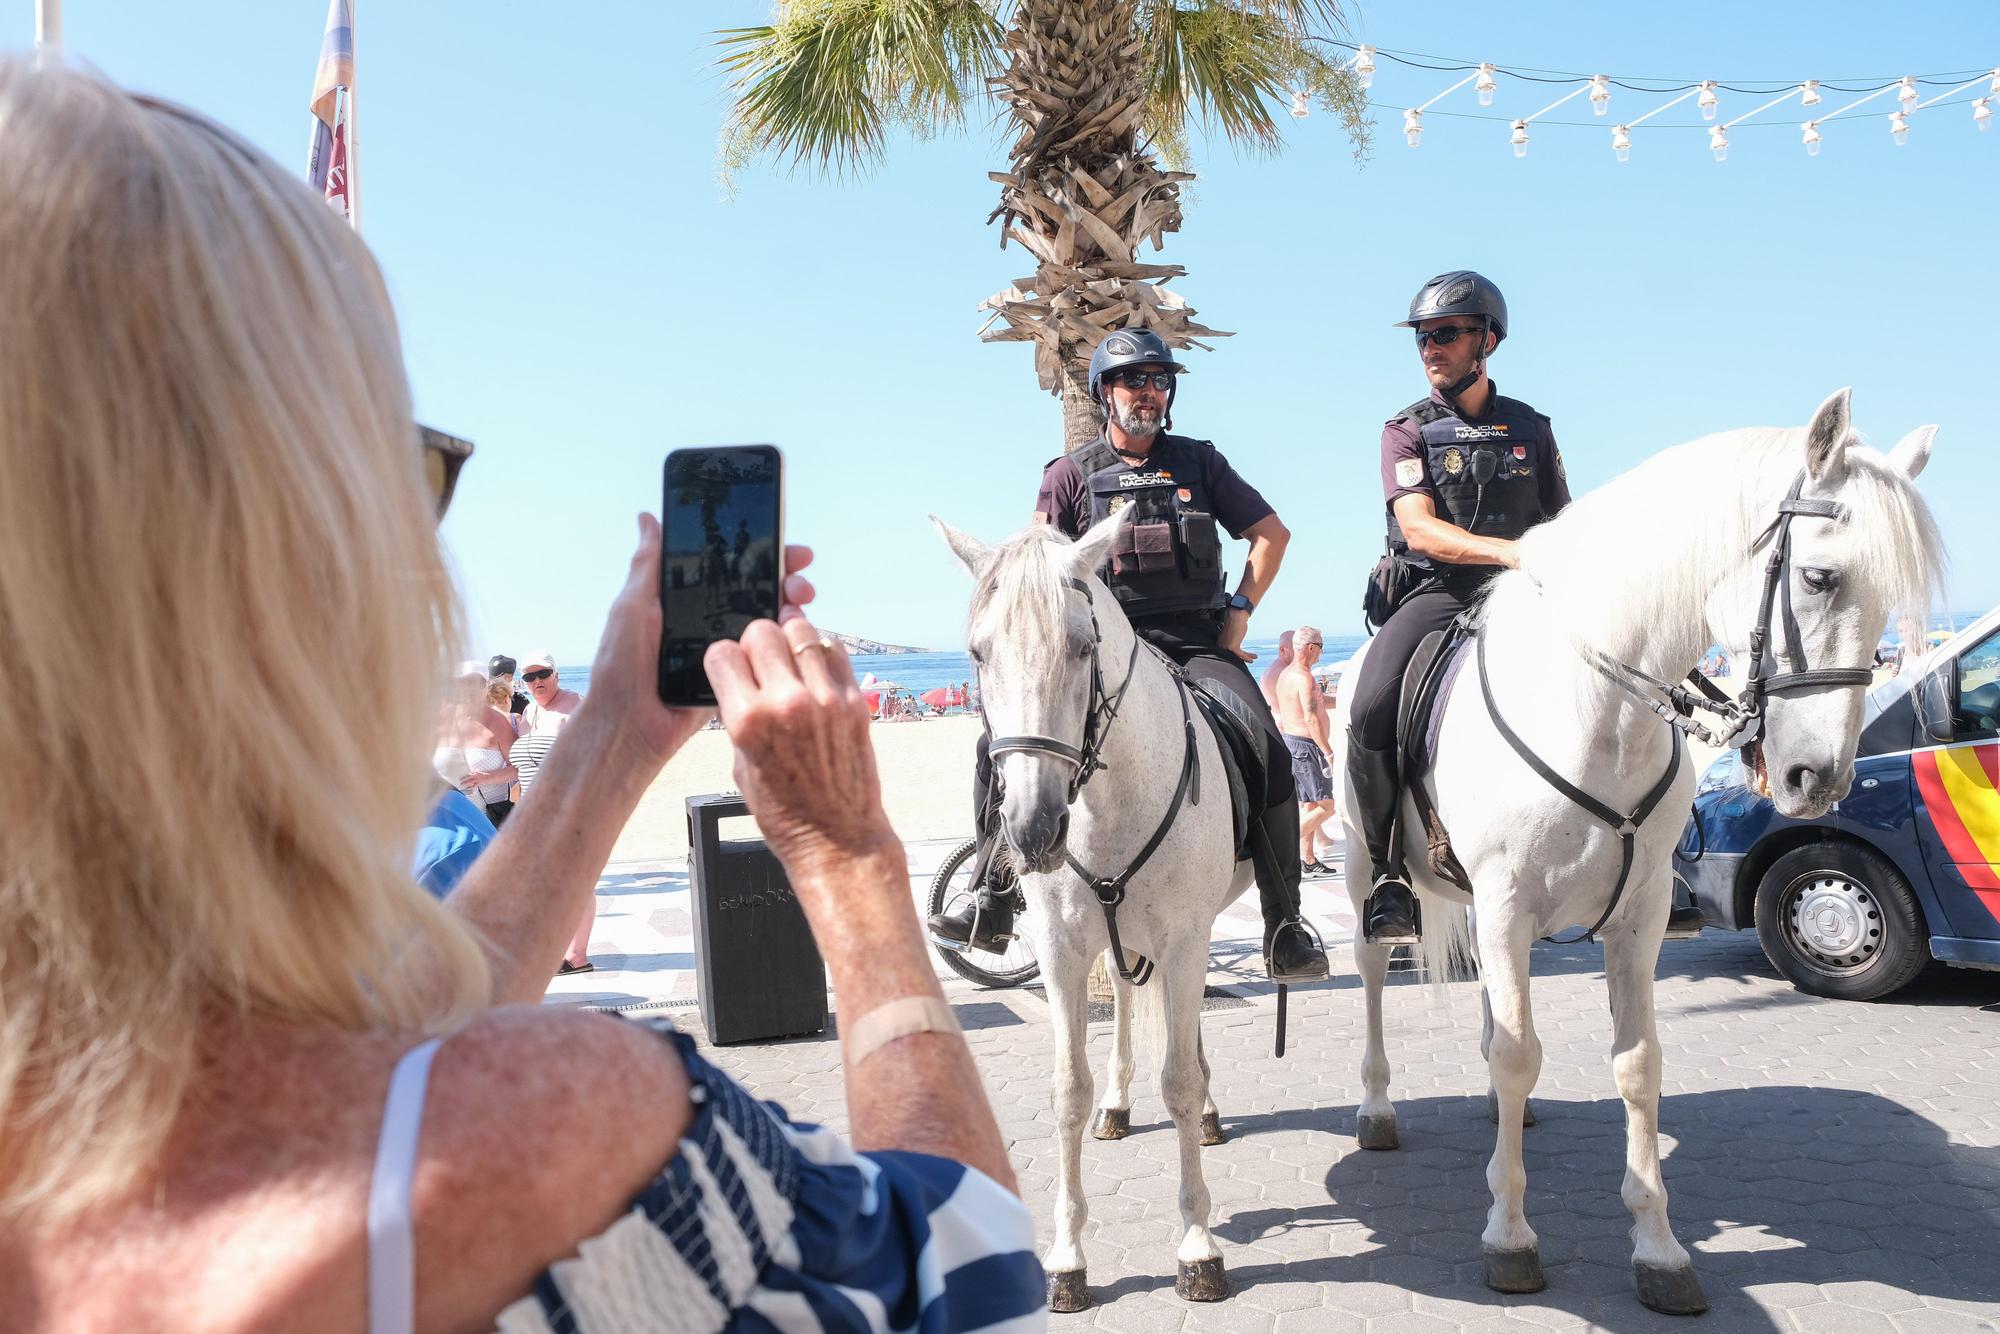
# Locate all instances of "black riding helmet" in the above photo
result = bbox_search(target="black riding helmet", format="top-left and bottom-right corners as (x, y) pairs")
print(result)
(1088, 328), (1187, 430)
(1395, 270), (1507, 400)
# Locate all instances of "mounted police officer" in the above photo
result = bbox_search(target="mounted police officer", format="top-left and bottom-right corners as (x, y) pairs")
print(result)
(1347, 272), (1572, 945)
(928, 328), (1330, 984)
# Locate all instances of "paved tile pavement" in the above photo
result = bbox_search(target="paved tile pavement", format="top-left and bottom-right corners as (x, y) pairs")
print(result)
(550, 838), (2000, 1332)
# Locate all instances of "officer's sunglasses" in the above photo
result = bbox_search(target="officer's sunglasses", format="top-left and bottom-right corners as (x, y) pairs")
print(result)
(1109, 370), (1175, 391)
(419, 425), (474, 520)
(1413, 325), (1486, 349)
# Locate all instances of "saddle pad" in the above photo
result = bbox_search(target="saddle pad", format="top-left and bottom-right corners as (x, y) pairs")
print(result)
(1397, 626), (1474, 778)
(1186, 683), (1255, 857)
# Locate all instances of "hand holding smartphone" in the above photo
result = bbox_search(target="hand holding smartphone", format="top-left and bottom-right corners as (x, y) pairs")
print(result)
(658, 445), (785, 706)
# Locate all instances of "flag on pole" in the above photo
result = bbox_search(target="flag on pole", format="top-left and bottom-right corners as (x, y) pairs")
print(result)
(306, 0), (355, 223)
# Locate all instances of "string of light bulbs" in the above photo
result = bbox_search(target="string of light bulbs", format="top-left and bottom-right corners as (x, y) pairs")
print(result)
(1294, 40), (1996, 160)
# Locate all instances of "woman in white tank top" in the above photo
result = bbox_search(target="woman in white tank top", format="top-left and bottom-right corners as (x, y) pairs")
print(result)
(432, 666), (518, 820)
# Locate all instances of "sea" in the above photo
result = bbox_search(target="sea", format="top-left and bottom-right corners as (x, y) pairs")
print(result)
(552, 633), (1372, 698)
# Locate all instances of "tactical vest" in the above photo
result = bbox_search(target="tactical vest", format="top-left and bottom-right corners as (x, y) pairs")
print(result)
(1385, 394), (1555, 565)
(1072, 433), (1227, 619)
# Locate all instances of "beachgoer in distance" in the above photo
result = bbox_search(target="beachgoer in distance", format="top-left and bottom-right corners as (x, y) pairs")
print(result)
(929, 327), (1330, 984)
(434, 661), (520, 825)
(1259, 629), (1295, 709)
(517, 651), (595, 972)
(1276, 626), (1338, 875)
(0, 61), (1037, 1330)
(489, 653), (530, 717)
(1345, 272), (1572, 944)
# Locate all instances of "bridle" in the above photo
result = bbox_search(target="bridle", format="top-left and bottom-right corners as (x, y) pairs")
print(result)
(985, 577), (1141, 804)
(1481, 467), (1875, 944)
(982, 575), (1200, 986)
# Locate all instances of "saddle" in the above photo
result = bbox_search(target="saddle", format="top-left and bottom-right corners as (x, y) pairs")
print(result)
(1183, 676), (1260, 860)
(1395, 617), (1477, 891)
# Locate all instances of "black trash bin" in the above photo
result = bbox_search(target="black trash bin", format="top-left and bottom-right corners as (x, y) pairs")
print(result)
(686, 793), (827, 1044)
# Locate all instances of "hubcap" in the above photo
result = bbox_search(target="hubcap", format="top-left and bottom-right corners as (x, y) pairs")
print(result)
(1786, 873), (1881, 972)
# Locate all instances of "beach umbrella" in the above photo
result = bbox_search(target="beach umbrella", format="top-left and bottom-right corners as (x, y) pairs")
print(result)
(920, 686), (951, 709)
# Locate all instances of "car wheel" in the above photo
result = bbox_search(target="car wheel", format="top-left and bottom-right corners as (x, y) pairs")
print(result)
(1753, 842), (1927, 1001)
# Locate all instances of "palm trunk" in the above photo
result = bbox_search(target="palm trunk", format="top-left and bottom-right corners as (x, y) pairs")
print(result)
(978, 0), (1227, 438)
(1059, 359), (1100, 453)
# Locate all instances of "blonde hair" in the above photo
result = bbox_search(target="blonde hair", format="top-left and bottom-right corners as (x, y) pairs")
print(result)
(0, 58), (490, 1220)
(486, 678), (513, 711)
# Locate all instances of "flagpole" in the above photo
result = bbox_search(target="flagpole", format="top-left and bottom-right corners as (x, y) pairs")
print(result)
(36, 0), (61, 49)
(346, 0), (361, 232)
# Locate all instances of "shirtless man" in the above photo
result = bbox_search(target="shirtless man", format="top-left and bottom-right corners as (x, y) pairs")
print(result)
(1259, 629), (1295, 709)
(1275, 626), (1338, 874)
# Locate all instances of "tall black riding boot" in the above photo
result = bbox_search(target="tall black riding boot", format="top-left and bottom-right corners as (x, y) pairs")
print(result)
(1249, 801), (1329, 983)
(927, 737), (1020, 953)
(1347, 731), (1420, 945)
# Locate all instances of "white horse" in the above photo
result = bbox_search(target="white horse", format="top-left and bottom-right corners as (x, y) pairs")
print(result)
(1333, 388), (1941, 1315)
(935, 512), (1248, 1313)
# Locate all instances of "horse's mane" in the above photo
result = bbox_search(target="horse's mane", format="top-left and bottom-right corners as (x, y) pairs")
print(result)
(1506, 426), (1944, 663)
(968, 523), (1082, 661)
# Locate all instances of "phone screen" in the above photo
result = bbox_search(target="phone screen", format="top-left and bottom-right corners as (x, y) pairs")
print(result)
(658, 445), (784, 706)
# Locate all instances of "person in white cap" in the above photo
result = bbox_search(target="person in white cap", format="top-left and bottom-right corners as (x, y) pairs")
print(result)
(514, 652), (593, 972)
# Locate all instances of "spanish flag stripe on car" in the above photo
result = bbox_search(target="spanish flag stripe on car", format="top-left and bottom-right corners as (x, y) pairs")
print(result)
(1913, 747), (2000, 923)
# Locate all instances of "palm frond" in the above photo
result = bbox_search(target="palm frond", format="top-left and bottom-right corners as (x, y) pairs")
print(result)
(1138, 0), (1368, 158)
(716, 0), (1005, 183)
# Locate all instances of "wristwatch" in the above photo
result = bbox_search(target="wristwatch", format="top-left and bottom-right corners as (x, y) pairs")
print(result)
(1225, 593), (1255, 614)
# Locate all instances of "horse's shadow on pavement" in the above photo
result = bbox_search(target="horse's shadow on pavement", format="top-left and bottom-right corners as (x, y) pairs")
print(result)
(1166, 1084), (2000, 1329)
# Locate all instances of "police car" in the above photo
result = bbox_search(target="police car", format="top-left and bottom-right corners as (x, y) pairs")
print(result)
(1674, 603), (2000, 1000)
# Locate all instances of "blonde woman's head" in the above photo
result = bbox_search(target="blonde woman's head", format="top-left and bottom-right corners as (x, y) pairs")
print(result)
(486, 678), (513, 712)
(0, 57), (488, 1220)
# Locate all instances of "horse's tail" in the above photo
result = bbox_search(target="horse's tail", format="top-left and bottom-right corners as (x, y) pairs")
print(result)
(1414, 886), (1477, 993)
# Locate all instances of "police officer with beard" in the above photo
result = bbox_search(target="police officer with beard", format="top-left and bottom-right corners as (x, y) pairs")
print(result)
(1347, 272), (1571, 945)
(928, 329), (1329, 983)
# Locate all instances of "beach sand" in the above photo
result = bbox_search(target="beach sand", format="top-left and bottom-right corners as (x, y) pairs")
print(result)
(610, 715), (984, 862)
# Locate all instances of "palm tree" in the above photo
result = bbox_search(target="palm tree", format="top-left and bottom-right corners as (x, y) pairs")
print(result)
(717, 1), (1367, 450)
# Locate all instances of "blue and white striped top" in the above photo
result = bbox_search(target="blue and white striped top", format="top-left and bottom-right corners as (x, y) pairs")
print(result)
(471, 1019), (1047, 1332)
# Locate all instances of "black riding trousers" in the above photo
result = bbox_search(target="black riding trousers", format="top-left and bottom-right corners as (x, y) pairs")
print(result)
(1349, 584), (1475, 750)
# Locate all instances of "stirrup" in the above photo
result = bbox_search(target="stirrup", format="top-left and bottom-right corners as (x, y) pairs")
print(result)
(1663, 902), (1704, 941)
(1363, 877), (1421, 947)
(1265, 916), (1330, 984)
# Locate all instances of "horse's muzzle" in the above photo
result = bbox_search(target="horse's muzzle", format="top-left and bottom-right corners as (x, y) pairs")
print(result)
(1005, 808), (1070, 874)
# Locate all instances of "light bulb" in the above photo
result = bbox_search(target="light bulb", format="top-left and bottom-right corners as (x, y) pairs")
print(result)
(1589, 75), (1610, 117)
(1698, 81), (1719, 121)
(1975, 98), (1992, 133)
(1802, 121), (1822, 155)
(1510, 119), (1528, 158)
(1897, 77), (1918, 112)
(1890, 111), (1909, 146)
(1290, 89), (1310, 119)
(1402, 108), (1422, 147)
(1476, 63), (1497, 108)
(1709, 125), (1729, 162)
(1612, 125), (1631, 162)
(1800, 79), (1822, 108)
(1355, 45), (1376, 91)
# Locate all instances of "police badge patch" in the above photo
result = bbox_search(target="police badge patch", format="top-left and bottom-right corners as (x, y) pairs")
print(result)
(1442, 447), (1465, 477)
(1394, 458), (1423, 488)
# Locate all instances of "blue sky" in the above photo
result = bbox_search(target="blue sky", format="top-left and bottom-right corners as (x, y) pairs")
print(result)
(14, 2), (1997, 660)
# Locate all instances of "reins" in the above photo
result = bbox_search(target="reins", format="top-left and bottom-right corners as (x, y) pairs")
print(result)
(1475, 467), (1874, 944)
(984, 576), (1200, 985)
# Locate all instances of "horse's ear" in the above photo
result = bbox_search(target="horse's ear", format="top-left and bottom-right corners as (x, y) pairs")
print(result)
(1066, 504), (1128, 580)
(1886, 424), (1936, 480)
(1804, 387), (1854, 481)
(929, 515), (992, 578)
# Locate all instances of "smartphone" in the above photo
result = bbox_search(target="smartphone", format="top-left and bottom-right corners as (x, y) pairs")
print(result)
(658, 444), (785, 706)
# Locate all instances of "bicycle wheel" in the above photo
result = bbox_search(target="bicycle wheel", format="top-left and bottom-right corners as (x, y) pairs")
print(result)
(926, 838), (1040, 988)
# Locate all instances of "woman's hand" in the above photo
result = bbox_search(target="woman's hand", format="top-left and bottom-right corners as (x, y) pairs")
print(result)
(579, 514), (815, 766)
(704, 619), (897, 879)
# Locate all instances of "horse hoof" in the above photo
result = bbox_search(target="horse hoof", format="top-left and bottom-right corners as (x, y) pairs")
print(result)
(1047, 1270), (1090, 1313)
(1634, 1263), (1708, 1316)
(1483, 1246), (1546, 1294)
(1199, 1111), (1226, 1146)
(1486, 1090), (1536, 1127)
(1356, 1113), (1400, 1151)
(1091, 1108), (1130, 1141)
(1175, 1256), (1230, 1302)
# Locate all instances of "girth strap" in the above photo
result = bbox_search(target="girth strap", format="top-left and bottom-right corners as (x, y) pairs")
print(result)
(1064, 670), (1201, 985)
(1476, 628), (1682, 944)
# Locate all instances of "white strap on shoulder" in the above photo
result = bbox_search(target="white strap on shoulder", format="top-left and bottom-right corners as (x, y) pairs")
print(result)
(367, 1037), (444, 1334)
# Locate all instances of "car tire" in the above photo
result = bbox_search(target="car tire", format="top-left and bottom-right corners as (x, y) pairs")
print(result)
(1753, 842), (1928, 1001)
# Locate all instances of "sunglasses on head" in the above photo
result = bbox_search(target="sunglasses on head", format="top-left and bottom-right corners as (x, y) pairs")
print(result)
(1412, 325), (1486, 350)
(1109, 369), (1175, 392)
(419, 425), (474, 519)
(522, 668), (554, 683)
